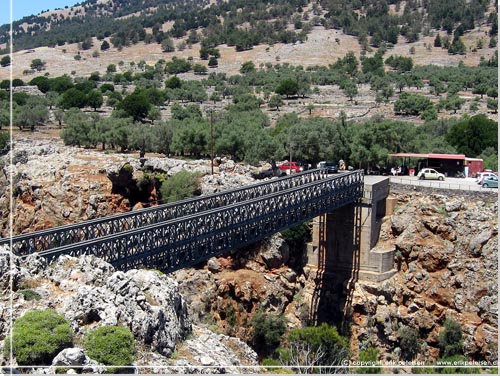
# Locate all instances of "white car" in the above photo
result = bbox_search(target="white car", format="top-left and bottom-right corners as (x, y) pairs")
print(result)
(417, 168), (445, 181)
(476, 172), (497, 185)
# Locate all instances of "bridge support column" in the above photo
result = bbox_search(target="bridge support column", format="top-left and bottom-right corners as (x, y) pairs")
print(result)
(307, 176), (395, 282)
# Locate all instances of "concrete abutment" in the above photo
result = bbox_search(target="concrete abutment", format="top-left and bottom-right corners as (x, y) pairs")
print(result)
(307, 176), (396, 283)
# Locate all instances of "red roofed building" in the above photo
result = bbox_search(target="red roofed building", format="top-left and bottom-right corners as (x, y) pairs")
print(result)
(388, 153), (483, 177)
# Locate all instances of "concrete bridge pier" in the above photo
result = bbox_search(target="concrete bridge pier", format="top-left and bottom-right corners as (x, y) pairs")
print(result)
(307, 176), (396, 283)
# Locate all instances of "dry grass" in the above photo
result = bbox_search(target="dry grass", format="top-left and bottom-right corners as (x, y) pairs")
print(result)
(18, 278), (43, 289)
(2, 21), (496, 82)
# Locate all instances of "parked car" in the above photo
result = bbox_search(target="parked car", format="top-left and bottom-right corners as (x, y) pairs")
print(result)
(278, 161), (303, 175)
(476, 171), (497, 185)
(482, 176), (498, 188)
(296, 161), (311, 171)
(417, 168), (445, 181)
(318, 161), (338, 173)
(251, 168), (275, 180)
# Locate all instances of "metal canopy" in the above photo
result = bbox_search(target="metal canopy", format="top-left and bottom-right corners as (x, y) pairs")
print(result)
(388, 153), (466, 160)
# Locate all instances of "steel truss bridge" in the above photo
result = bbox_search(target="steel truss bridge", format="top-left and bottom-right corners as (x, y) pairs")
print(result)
(2, 169), (364, 274)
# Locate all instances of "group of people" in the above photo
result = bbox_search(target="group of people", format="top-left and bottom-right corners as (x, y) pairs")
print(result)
(391, 166), (402, 176)
(391, 165), (411, 176)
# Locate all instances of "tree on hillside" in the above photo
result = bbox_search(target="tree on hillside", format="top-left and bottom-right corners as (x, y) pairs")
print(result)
(80, 37), (93, 50)
(15, 97), (49, 131)
(48, 75), (74, 94)
(100, 40), (110, 51)
(439, 319), (463, 358)
(193, 63), (208, 75)
(487, 98), (498, 113)
(165, 76), (182, 89)
(0, 107), (11, 129)
(448, 35), (466, 55)
(60, 88), (87, 109)
(30, 59), (46, 71)
(240, 61), (256, 74)
(208, 56), (218, 67)
(434, 34), (442, 47)
(335, 51), (359, 76)
(394, 92), (434, 116)
(276, 79), (299, 98)
(268, 95), (283, 111)
(117, 91), (151, 122)
(165, 57), (191, 74)
(341, 79), (358, 101)
(472, 83), (488, 98)
(444, 95), (465, 114)
(29, 76), (51, 93)
(445, 114), (498, 156)
(161, 37), (175, 52)
(277, 323), (349, 373)
(0, 56), (10, 67)
(160, 170), (201, 203)
(86, 90), (104, 111)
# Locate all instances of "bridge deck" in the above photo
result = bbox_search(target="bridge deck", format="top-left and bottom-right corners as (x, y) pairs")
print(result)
(32, 171), (364, 274)
(3, 169), (332, 256)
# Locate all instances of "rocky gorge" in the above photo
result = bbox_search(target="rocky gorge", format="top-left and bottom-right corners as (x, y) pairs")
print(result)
(0, 135), (498, 373)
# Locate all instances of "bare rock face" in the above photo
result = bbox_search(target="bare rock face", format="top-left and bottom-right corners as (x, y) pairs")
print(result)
(0, 252), (191, 367)
(258, 236), (290, 269)
(350, 191), (498, 364)
(173, 233), (304, 344)
(0, 138), (259, 238)
(0, 139), (134, 236)
(170, 326), (258, 374)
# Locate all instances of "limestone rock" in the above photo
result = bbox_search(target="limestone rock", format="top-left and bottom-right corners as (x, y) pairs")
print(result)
(171, 326), (258, 374)
(51, 348), (86, 367)
(258, 235), (290, 269)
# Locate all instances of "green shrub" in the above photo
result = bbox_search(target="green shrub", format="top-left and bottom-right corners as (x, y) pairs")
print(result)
(159, 170), (200, 203)
(3, 309), (73, 365)
(83, 326), (135, 372)
(398, 326), (420, 361)
(438, 319), (463, 358)
(251, 310), (287, 356)
(262, 358), (294, 374)
(281, 222), (311, 254)
(357, 347), (381, 374)
(0, 132), (10, 154)
(278, 323), (349, 372)
(18, 289), (42, 301)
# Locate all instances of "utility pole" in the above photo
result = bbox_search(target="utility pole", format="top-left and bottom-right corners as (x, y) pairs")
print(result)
(289, 141), (293, 175)
(210, 110), (214, 175)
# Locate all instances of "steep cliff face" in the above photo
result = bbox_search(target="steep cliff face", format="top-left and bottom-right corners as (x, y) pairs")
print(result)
(349, 188), (498, 364)
(0, 138), (257, 237)
(173, 235), (309, 344)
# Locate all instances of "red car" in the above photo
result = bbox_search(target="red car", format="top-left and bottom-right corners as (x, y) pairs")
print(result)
(278, 162), (303, 174)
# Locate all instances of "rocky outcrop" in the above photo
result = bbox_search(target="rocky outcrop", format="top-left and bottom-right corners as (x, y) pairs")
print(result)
(0, 138), (258, 237)
(349, 191), (498, 365)
(0, 250), (259, 373)
(0, 251), (191, 356)
(170, 326), (258, 373)
(173, 233), (307, 344)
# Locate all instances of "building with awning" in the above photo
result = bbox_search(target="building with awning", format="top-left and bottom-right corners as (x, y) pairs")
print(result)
(388, 153), (483, 177)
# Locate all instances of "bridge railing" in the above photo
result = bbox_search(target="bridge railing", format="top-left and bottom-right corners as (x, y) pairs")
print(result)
(4, 169), (331, 256)
(35, 171), (364, 274)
